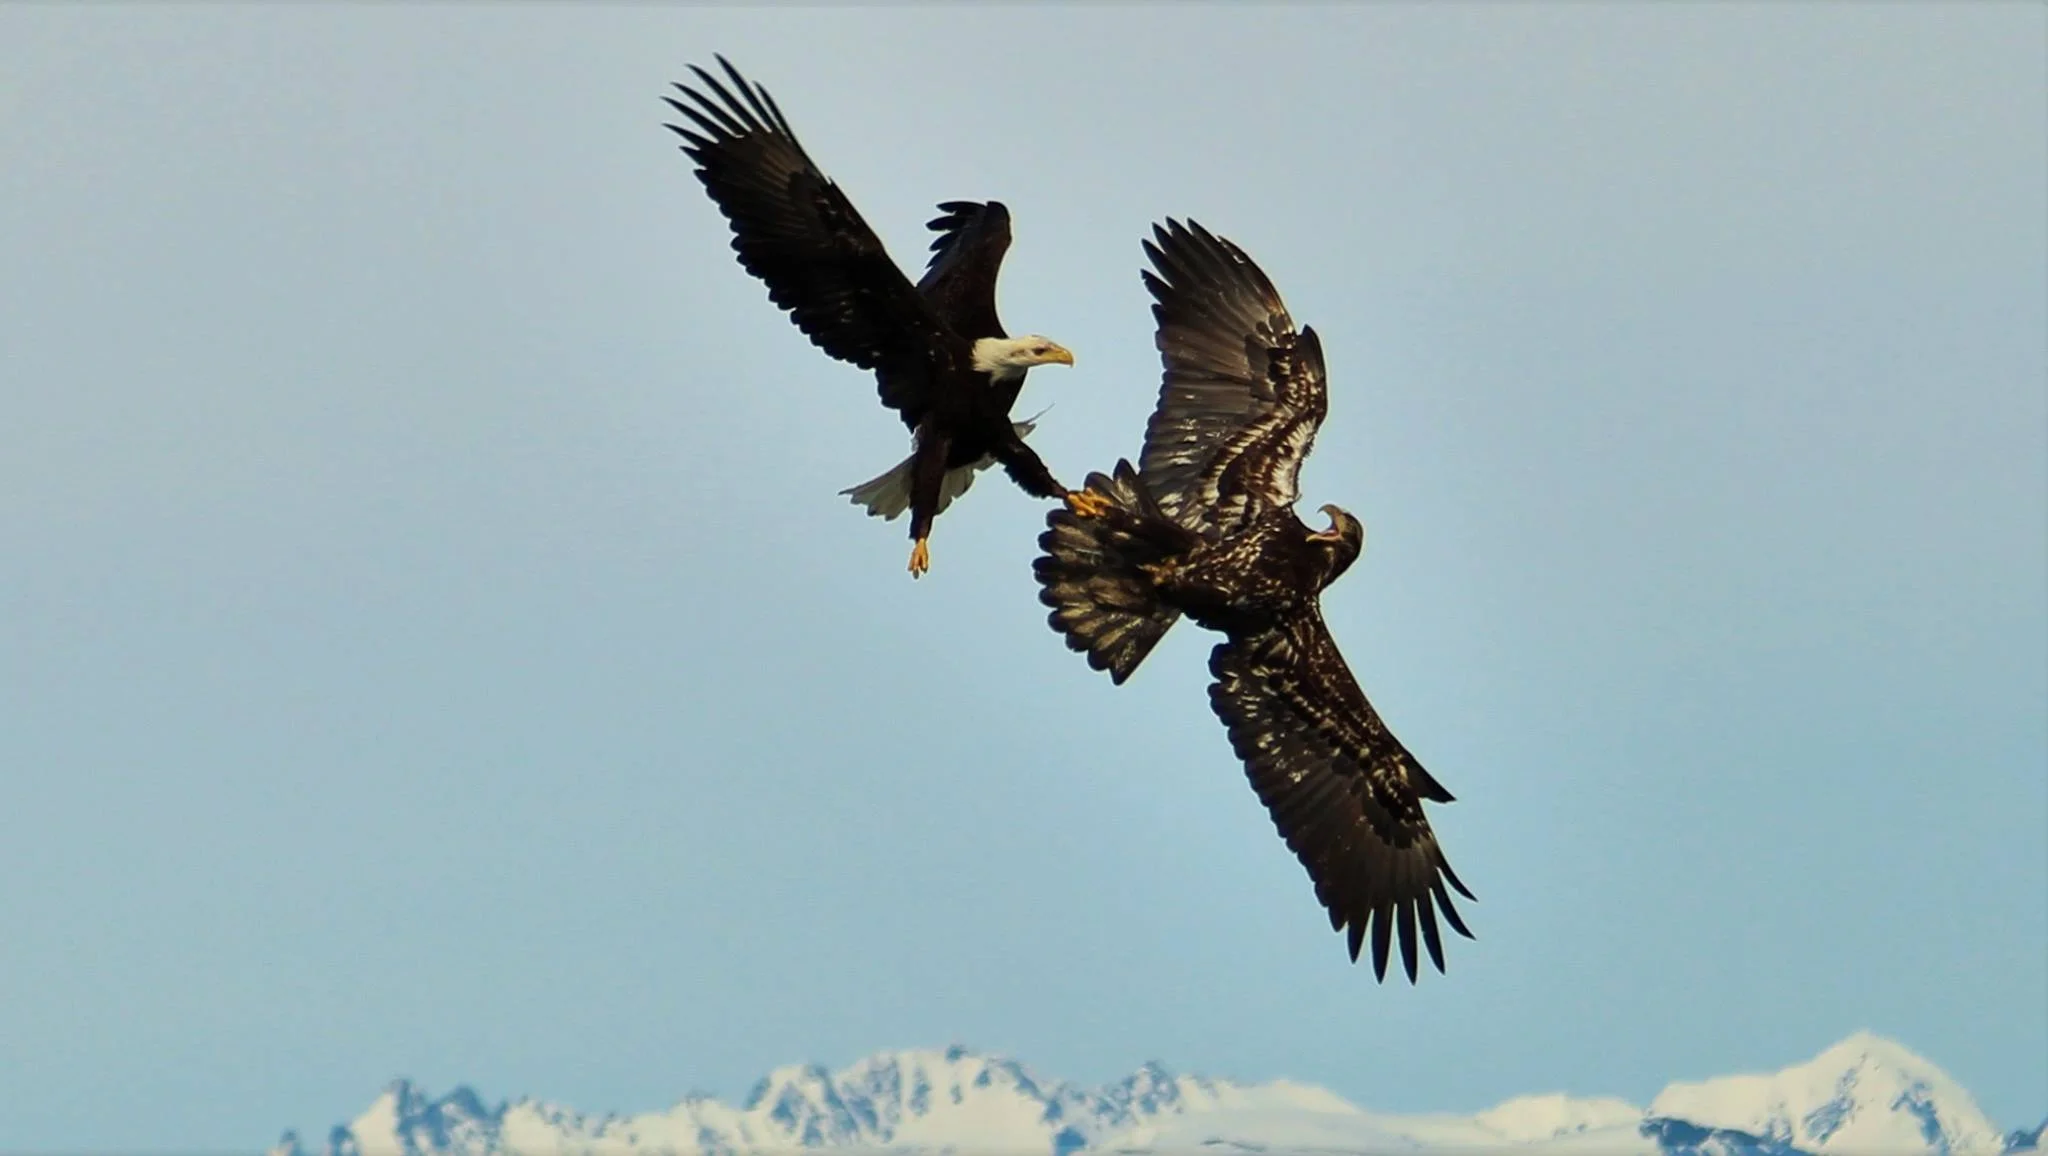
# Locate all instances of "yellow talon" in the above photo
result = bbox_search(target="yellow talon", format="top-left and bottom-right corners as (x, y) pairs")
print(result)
(1065, 489), (1113, 518)
(907, 538), (930, 578)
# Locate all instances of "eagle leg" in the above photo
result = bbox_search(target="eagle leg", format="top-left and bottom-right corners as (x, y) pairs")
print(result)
(905, 424), (950, 580)
(1064, 489), (1113, 518)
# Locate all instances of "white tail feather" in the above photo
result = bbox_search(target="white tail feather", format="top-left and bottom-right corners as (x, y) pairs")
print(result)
(839, 417), (1041, 521)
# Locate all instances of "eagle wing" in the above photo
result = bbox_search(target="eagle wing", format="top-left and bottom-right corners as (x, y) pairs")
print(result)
(664, 57), (958, 422)
(1207, 612), (1475, 981)
(1139, 219), (1329, 538)
(917, 200), (1011, 341)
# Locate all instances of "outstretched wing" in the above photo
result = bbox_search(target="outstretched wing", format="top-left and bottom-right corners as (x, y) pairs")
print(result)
(1208, 612), (1474, 981)
(1139, 219), (1328, 538)
(917, 200), (1011, 341)
(664, 56), (957, 420)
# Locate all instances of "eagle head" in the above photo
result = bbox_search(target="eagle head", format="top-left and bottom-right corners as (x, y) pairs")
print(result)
(1305, 503), (1365, 588)
(971, 335), (1076, 378)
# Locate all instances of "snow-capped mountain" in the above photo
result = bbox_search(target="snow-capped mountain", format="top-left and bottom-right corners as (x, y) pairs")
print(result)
(1645, 1032), (2007, 1155)
(270, 1033), (2037, 1156)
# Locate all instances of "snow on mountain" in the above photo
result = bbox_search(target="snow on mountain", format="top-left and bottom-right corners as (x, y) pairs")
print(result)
(1097, 1087), (1654, 1155)
(272, 1033), (2034, 1156)
(1646, 1031), (2006, 1156)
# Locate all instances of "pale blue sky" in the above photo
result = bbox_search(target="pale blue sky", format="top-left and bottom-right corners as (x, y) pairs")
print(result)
(2, 5), (2042, 1151)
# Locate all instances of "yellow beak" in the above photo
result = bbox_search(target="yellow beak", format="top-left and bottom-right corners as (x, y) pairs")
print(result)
(1044, 344), (1075, 367)
(1306, 504), (1347, 541)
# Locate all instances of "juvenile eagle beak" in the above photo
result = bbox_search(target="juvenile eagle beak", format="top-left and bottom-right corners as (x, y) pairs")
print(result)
(1306, 503), (1348, 541)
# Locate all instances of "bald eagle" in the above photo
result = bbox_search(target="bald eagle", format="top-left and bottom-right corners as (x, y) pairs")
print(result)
(664, 57), (1108, 577)
(1034, 220), (1475, 981)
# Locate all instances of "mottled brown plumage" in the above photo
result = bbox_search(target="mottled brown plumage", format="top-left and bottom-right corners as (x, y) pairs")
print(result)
(1035, 220), (1474, 980)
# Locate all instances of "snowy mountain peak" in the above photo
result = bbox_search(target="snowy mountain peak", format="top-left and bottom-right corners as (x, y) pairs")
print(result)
(1812, 1031), (1947, 1079)
(277, 1034), (2036, 1156)
(1469, 1092), (1646, 1142)
(1646, 1031), (2005, 1155)
(340, 1078), (505, 1156)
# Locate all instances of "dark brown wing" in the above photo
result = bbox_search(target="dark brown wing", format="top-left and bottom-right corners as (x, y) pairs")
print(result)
(917, 200), (1011, 341)
(663, 57), (959, 421)
(1207, 612), (1474, 981)
(1140, 219), (1328, 538)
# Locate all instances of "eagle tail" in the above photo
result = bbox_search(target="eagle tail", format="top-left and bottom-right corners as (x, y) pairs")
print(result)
(840, 418), (1039, 520)
(1034, 459), (1191, 685)
(839, 453), (976, 521)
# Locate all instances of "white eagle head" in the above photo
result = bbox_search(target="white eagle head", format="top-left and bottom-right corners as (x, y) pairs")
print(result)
(971, 335), (1075, 380)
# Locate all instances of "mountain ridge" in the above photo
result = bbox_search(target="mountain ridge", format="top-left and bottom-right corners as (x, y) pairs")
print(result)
(270, 1033), (2039, 1156)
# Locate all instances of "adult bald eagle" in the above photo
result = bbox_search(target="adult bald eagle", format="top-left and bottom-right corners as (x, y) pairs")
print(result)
(664, 57), (1108, 577)
(1034, 221), (1475, 981)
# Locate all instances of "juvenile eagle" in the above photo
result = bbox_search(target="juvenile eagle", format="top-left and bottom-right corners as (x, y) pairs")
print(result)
(1034, 220), (1475, 981)
(664, 57), (1108, 577)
